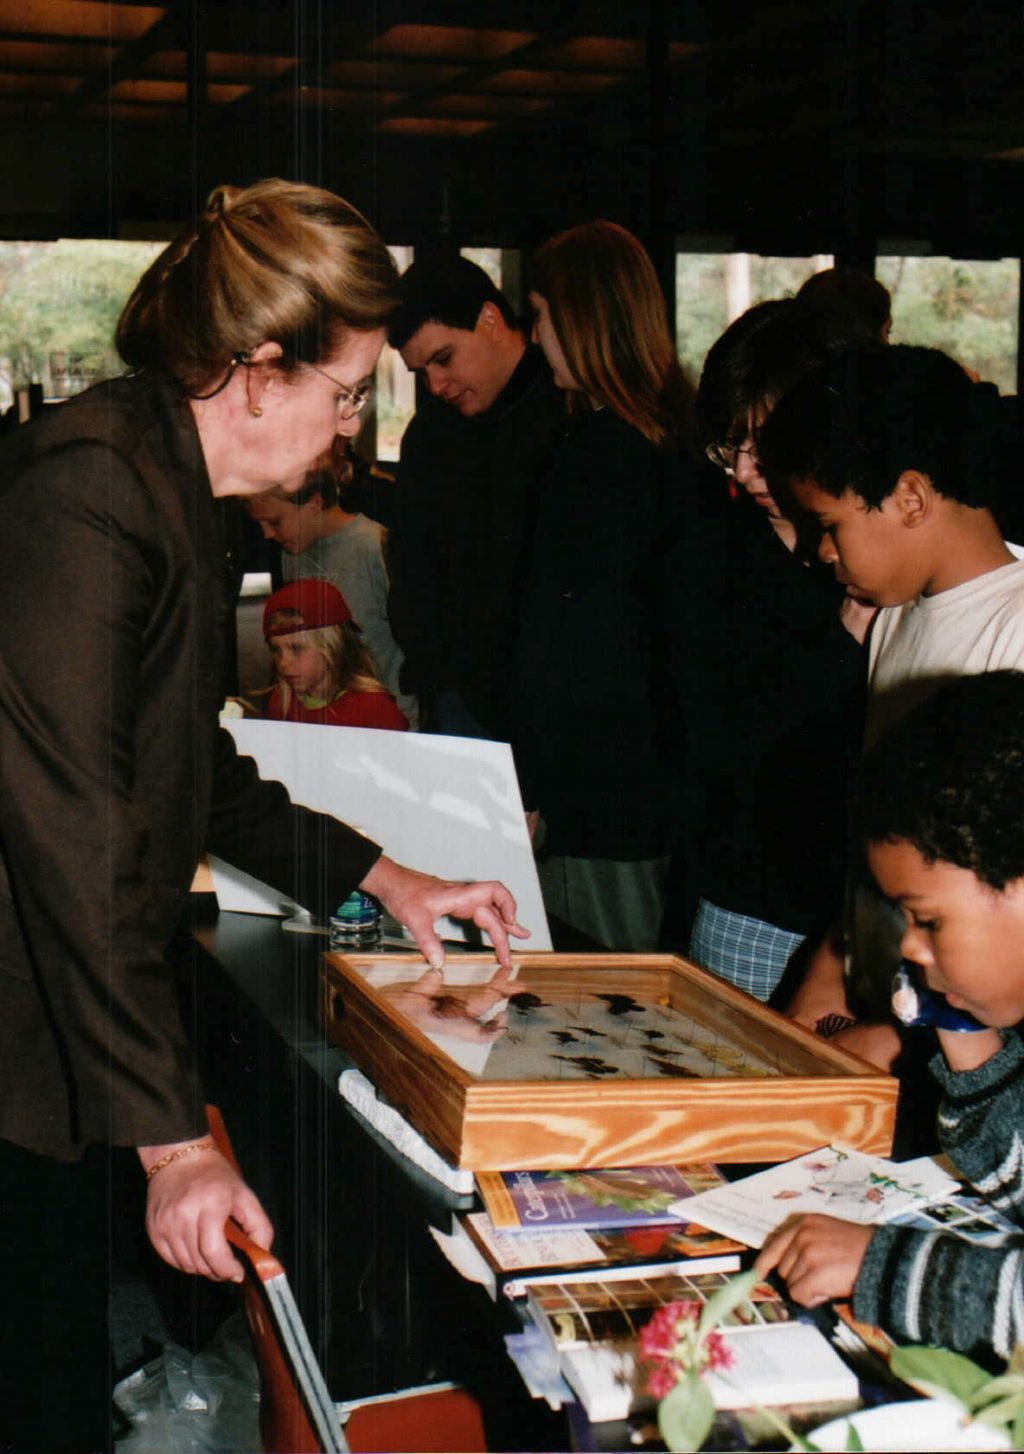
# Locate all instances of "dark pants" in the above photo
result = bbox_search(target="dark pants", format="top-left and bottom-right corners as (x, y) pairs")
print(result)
(0, 1138), (114, 1453)
(423, 689), (492, 740)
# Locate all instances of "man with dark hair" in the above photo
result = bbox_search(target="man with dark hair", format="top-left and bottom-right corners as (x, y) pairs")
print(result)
(387, 254), (563, 738)
(796, 266), (892, 347)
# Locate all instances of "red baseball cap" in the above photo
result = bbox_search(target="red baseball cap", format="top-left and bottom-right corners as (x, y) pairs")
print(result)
(262, 578), (353, 639)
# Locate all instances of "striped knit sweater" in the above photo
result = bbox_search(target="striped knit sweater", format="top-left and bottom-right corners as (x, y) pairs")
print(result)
(854, 1030), (1024, 1360)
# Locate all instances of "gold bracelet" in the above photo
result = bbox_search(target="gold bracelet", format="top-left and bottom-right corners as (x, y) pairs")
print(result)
(145, 1139), (216, 1181)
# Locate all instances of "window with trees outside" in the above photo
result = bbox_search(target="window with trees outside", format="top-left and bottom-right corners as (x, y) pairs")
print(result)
(675, 251), (834, 387)
(460, 246), (502, 289)
(876, 254), (1019, 395)
(373, 244), (415, 463)
(0, 239), (164, 412)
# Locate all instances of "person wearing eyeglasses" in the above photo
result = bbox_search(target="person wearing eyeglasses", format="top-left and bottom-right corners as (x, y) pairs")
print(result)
(0, 179), (527, 1453)
(679, 298), (869, 1004)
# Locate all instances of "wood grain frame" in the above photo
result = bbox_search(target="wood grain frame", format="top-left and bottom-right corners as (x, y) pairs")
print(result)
(321, 952), (897, 1171)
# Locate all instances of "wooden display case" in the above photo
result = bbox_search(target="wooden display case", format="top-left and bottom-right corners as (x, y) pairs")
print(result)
(321, 952), (897, 1171)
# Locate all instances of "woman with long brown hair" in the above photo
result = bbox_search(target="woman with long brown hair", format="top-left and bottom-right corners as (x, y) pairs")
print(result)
(516, 220), (697, 951)
(528, 219), (692, 448)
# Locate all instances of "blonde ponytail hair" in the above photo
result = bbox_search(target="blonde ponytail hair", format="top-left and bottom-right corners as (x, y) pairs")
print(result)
(116, 179), (398, 394)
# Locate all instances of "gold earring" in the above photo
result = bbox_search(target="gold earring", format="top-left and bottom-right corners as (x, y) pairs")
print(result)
(250, 405), (263, 418)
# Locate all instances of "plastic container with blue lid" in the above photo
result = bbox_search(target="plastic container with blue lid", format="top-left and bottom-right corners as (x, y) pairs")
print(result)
(329, 891), (383, 951)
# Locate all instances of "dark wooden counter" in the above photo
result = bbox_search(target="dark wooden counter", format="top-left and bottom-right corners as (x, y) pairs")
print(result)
(186, 908), (565, 1451)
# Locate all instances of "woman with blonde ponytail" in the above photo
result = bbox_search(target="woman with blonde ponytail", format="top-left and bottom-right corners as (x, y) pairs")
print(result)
(0, 179), (526, 1452)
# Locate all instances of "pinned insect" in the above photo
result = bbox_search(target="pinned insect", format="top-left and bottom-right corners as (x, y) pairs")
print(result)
(595, 993), (644, 1017)
(509, 991), (548, 1011)
(552, 1054), (619, 1078)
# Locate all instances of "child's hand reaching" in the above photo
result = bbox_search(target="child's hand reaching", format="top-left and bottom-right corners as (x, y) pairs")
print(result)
(754, 1214), (874, 1307)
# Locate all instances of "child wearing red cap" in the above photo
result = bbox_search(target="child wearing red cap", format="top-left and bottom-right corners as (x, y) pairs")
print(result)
(262, 579), (408, 731)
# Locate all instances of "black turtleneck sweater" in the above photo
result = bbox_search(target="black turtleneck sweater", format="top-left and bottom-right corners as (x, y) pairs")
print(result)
(388, 343), (563, 740)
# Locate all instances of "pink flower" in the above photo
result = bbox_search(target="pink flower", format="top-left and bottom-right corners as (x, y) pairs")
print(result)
(640, 1272), (806, 1452)
(640, 1300), (700, 1359)
(646, 1362), (679, 1399)
(642, 1300), (720, 1398)
(640, 1299), (737, 1401)
(703, 1328), (735, 1374)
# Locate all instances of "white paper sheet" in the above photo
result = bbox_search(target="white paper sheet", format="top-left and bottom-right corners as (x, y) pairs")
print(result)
(209, 720), (552, 950)
(671, 1144), (960, 1247)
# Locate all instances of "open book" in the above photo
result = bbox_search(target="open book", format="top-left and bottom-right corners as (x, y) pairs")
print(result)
(671, 1145), (960, 1248)
(560, 1323), (859, 1423)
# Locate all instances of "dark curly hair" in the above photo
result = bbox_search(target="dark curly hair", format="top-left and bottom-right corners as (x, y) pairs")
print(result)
(856, 670), (1024, 890)
(795, 266), (892, 347)
(758, 344), (1012, 511)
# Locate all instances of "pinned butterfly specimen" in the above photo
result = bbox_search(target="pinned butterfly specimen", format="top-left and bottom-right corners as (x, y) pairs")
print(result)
(509, 992), (548, 1011)
(595, 994), (645, 1017)
(552, 1054), (618, 1078)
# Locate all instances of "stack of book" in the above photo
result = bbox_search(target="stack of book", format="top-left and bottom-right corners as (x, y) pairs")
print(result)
(461, 1162), (744, 1299)
(432, 1145), (986, 1424)
(431, 1159), (858, 1422)
(524, 1269), (858, 1422)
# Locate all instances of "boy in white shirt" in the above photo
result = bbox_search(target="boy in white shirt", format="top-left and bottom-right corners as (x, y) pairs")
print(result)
(758, 344), (1024, 1070)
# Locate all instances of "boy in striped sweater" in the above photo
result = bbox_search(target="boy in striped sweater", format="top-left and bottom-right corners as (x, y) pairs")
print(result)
(758, 670), (1024, 1360)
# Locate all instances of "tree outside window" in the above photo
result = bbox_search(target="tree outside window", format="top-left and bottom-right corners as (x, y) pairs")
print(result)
(0, 239), (164, 410)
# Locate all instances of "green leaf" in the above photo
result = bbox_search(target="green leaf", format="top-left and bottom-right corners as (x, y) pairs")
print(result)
(844, 1418), (865, 1451)
(974, 1392), (1024, 1428)
(657, 1370), (716, 1453)
(966, 1374), (1024, 1411)
(697, 1267), (762, 1339)
(890, 1345), (992, 1406)
(1009, 1344), (1024, 1378)
(1011, 1402), (1024, 1449)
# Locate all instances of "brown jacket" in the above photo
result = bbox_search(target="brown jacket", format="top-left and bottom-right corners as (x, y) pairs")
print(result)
(0, 376), (379, 1160)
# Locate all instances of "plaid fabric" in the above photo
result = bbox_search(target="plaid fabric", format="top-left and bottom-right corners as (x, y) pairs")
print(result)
(689, 898), (805, 1002)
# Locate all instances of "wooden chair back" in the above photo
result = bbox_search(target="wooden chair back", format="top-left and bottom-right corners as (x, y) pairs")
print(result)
(342, 1385), (488, 1452)
(206, 1106), (488, 1452)
(207, 1105), (348, 1453)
